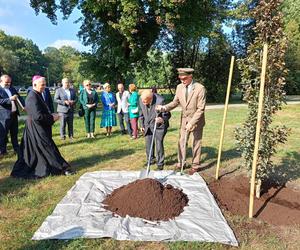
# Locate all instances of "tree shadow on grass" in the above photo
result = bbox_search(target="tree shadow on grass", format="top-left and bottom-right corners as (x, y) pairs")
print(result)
(18, 238), (114, 250)
(261, 151), (300, 193)
(56, 132), (136, 148)
(69, 148), (136, 172)
(0, 148), (135, 198)
(165, 146), (240, 172)
(0, 176), (40, 199)
(246, 151), (300, 218)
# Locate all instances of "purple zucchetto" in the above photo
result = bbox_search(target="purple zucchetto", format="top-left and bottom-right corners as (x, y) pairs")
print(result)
(32, 75), (44, 84)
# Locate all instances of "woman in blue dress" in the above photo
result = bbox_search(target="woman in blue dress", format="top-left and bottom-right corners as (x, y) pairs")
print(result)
(100, 83), (117, 136)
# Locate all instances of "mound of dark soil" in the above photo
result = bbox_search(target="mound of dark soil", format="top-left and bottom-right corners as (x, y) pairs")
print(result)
(102, 178), (189, 221)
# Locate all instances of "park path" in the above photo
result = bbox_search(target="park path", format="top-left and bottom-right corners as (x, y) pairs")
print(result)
(18, 100), (300, 121)
(174, 100), (300, 111)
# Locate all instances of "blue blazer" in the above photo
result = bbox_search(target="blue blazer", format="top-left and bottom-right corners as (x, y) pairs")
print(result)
(0, 86), (25, 121)
(101, 92), (116, 111)
(27, 87), (54, 113)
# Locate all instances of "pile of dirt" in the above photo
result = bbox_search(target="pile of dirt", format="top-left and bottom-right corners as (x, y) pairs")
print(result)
(209, 175), (300, 226)
(102, 178), (189, 221)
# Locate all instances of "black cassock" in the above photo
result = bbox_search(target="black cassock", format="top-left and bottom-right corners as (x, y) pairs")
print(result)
(11, 90), (71, 178)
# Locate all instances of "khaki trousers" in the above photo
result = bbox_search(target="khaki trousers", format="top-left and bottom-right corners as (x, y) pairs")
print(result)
(178, 119), (203, 168)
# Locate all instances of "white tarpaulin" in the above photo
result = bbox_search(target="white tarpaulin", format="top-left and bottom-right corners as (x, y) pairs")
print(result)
(32, 171), (238, 246)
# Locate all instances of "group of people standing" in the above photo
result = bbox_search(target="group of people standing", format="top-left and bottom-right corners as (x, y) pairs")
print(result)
(1, 67), (207, 178)
(79, 81), (142, 140)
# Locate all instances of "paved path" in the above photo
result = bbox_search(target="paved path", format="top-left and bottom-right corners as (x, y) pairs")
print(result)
(173, 101), (300, 112)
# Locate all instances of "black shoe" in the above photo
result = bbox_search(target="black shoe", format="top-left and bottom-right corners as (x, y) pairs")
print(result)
(61, 136), (66, 140)
(121, 130), (127, 135)
(157, 165), (164, 170)
(64, 169), (76, 176)
(144, 160), (155, 167)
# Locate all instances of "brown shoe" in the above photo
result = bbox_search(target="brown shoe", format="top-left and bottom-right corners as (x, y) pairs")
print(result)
(188, 167), (200, 175)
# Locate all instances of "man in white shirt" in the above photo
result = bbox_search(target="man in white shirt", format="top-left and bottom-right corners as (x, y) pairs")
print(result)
(116, 83), (132, 135)
(0, 75), (25, 156)
(54, 78), (77, 140)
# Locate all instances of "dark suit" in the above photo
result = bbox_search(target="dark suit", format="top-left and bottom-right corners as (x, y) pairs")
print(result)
(54, 87), (77, 138)
(0, 86), (25, 154)
(27, 86), (54, 113)
(139, 94), (171, 168)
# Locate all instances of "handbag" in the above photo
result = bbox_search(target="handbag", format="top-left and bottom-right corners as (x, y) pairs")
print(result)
(131, 107), (139, 114)
(78, 104), (85, 117)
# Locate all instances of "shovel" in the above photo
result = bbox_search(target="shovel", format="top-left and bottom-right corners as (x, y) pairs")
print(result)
(139, 112), (159, 179)
(180, 129), (188, 175)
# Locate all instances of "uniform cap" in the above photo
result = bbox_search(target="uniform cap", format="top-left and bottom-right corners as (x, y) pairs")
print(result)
(177, 68), (194, 75)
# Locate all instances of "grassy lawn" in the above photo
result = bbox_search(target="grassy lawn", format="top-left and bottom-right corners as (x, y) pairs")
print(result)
(0, 104), (299, 249)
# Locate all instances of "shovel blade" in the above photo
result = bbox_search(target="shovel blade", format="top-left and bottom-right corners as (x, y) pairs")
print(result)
(139, 168), (156, 179)
(139, 169), (148, 179)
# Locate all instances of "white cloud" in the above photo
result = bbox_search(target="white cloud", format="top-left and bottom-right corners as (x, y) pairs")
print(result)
(48, 39), (88, 51)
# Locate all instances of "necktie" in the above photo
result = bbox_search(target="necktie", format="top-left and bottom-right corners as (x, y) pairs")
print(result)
(185, 86), (189, 101)
(42, 92), (46, 101)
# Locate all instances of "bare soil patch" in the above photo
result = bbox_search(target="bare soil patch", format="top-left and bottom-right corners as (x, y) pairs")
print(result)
(209, 175), (300, 226)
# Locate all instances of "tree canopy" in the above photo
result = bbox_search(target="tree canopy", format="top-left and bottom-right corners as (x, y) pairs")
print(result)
(1, 1), (299, 100)
(0, 30), (46, 85)
(0, 30), (84, 87)
(30, 0), (221, 81)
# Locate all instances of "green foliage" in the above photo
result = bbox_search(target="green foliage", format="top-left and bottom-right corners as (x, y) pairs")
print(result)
(235, 0), (289, 182)
(282, 0), (300, 94)
(60, 46), (85, 87)
(0, 30), (47, 86)
(227, 0), (258, 57)
(44, 47), (64, 84)
(29, 0), (220, 85)
(0, 29), (85, 87)
(134, 49), (172, 88)
(164, 1), (231, 101)
(43, 46), (85, 86)
(0, 46), (19, 75)
(199, 29), (235, 102)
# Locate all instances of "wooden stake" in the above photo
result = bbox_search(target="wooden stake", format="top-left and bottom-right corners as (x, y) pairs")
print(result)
(215, 56), (235, 180)
(249, 43), (268, 218)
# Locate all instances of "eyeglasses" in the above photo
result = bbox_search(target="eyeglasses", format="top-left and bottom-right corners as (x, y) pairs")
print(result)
(86, 84), (91, 86)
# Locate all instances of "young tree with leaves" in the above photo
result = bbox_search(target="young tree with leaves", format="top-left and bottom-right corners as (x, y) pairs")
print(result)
(235, 0), (289, 196)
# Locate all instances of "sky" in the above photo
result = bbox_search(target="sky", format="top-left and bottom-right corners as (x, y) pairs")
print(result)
(0, 0), (90, 52)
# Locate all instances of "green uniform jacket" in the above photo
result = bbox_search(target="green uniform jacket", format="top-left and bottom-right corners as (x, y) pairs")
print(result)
(128, 91), (139, 119)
